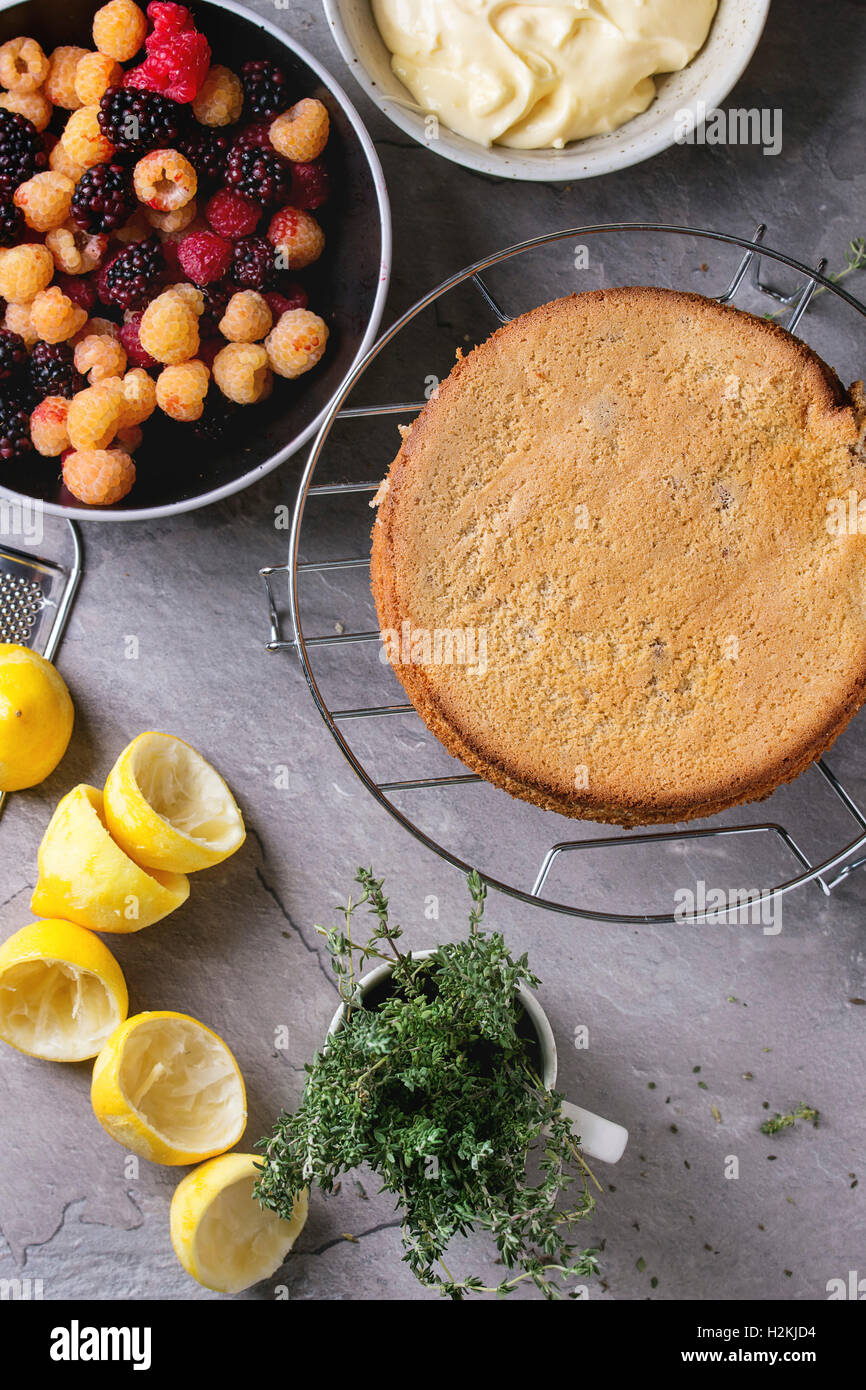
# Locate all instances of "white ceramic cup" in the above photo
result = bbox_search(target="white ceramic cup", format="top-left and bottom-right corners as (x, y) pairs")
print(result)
(327, 948), (628, 1164)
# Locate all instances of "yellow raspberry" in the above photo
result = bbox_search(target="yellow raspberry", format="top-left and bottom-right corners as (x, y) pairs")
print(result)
(114, 208), (151, 243)
(169, 282), (204, 315)
(139, 289), (199, 365)
(49, 139), (87, 183)
(118, 368), (157, 427)
(0, 88), (52, 131)
(61, 104), (115, 167)
(156, 360), (210, 422)
(219, 291), (272, 344)
(75, 51), (123, 105)
(265, 309), (329, 380)
(14, 172), (75, 233)
(213, 343), (272, 405)
(267, 206), (324, 271)
(30, 286), (88, 344)
(29, 396), (72, 457)
(0, 36), (49, 92)
(74, 333), (128, 384)
(63, 448), (135, 506)
(0, 243), (54, 304)
(44, 46), (88, 109)
(3, 302), (37, 347)
(74, 317), (120, 346)
(115, 424), (143, 453)
(192, 64), (242, 126)
(93, 0), (147, 63)
(67, 384), (125, 450)
(134, 149), (196, 212)
(146, 200), (197, 234)
(46, 224), (108, 276)
(270, 99), (330, 162)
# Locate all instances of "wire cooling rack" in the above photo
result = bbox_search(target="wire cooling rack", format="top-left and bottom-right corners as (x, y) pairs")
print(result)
(261, 224), (866, 924)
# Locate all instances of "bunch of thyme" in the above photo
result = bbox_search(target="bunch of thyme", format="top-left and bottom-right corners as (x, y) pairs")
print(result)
(255, 868), (600, 1299)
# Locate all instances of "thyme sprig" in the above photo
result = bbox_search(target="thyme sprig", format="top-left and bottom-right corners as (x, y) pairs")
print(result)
(255, 869), (600, 1299)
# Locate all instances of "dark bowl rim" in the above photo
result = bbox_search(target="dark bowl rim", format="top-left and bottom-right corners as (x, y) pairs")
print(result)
(0, 0), (392, 522)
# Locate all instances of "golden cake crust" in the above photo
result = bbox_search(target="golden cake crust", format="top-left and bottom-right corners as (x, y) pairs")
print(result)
(371, 287), (866, 827)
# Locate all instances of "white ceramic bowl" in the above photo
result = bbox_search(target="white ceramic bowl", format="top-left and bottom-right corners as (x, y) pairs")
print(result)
(327, 948), (629, 1164)
(323, 0), (771, 181)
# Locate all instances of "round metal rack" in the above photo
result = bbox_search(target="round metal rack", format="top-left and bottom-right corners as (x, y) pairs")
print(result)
(261, 224), (866, 924)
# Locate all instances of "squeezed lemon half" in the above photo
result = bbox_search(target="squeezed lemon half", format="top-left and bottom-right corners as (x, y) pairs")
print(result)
(31, 783), (190, 933)
(0, 644), (74, 792)
(171, 1152), (308, 1293)
(91, 1010), (247, 1165)
(0, 919), (128, 1062)
(104, 732), (246, 874)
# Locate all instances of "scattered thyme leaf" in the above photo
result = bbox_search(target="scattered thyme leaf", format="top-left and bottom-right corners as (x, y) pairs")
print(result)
(760, 1103), (819, 1135)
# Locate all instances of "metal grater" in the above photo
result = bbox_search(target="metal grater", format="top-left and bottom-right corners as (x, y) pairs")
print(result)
(0, 518), (83, 815)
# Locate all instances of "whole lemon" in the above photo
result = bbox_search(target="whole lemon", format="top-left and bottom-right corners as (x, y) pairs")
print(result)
(0, 644), (74, 792)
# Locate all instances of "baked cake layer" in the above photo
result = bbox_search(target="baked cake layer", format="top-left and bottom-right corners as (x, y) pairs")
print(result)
(371, 288), (866, 826)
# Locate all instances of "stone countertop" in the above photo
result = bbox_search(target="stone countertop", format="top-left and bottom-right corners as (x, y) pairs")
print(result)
(0, 0), (864, 1302)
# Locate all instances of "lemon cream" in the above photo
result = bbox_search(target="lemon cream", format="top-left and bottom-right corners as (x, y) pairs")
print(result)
(371, 0), (717, 148)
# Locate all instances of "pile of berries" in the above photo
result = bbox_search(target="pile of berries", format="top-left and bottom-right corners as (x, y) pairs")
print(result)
(0, 0), (330, 505)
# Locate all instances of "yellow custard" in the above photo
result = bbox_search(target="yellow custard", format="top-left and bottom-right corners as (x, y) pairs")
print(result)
(372, 0), (717, 148)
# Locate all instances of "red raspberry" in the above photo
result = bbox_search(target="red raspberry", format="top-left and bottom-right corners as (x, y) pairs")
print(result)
(119, 314), (157, 369)
(146, 2), (192, 44)
(178, 229), (232, 285)
(126, 27), (210, 102)
(290, 160), (330, 211)
(205, 188), (262, 238)
(55, 273), (97, 314)
(123, 65), (162, 93)
(265, 285), (307, 316)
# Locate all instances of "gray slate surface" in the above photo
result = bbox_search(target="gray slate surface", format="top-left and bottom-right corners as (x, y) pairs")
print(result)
(0, 0), (864, 1302)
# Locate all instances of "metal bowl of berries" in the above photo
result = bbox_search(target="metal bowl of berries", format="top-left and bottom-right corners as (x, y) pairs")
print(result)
(0, 0), (390, 517)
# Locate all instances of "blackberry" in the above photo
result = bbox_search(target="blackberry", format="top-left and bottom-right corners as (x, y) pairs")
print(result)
(0, 396), (31, 460)
(98, 237), (166, 311)
(240, 59), (288, 119)
(28, 341), (84, 400)
(179, 124), (236, 182)
(0, 110), (47, 197)
(199, 282), (230, 336)
(0, 328), (27, 381)
(230, 235), (275, 291)
(71, 162), (137, 234)
(98, 86), (188, 155)
(224, 145), (291, 207)
(230, 121), (272, 152)
(0, 200), (23, 247)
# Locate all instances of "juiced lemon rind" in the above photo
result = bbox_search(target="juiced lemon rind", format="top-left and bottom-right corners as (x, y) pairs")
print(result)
(31, 784), (190, 933)
(91, 1010), (247, 1165)
(0, 919), (128, 1062)
(104, 732), (246, 874)
(170, 1152), (307, 1293)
